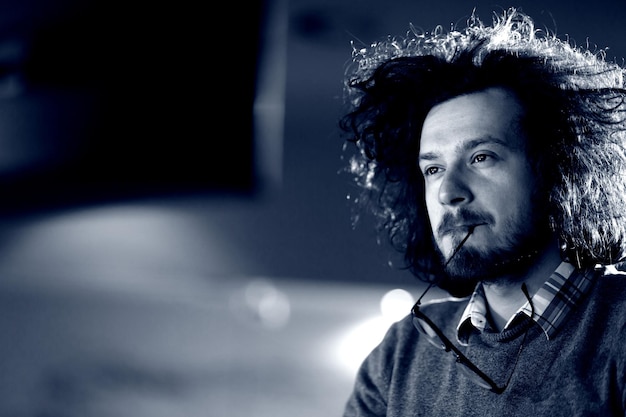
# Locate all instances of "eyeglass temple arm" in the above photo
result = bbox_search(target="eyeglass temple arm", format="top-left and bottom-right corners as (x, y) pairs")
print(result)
(414, 309), (502, 392)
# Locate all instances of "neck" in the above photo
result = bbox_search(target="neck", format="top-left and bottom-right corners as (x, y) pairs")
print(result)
(482, 239), (562, 332)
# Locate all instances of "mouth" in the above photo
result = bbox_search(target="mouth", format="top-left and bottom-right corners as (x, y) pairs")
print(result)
(440, 223), (487, 237)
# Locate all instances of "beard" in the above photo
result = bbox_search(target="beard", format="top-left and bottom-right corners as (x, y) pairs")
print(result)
(433, 207), (555, 295)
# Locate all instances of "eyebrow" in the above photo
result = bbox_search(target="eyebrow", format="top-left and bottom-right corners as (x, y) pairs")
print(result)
(418, 136), (512, 163)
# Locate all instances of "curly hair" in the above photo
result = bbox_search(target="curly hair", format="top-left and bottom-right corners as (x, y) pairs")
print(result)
(339, 8), (626, 284)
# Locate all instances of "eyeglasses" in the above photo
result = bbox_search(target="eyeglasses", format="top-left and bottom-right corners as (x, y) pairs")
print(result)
(411, 283), (533, 394)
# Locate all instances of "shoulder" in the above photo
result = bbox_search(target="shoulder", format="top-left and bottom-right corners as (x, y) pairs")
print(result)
(383, 294), (468, 336)
(365, 294), (469, 366)
(420, 295), (469, 323)
(595, 267), (626, 361)
(594, 266), (626, 301)
(580, 266), (626, 331)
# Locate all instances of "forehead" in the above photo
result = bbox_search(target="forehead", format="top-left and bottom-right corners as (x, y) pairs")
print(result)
(420, 87), (526, 153)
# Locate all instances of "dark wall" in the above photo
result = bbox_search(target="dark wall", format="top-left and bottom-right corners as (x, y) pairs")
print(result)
(0, 1), (265, 214)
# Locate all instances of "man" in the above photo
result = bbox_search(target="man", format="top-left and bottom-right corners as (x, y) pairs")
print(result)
(339, 8), (626, 416)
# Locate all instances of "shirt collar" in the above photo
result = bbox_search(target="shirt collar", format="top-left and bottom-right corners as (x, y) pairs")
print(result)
(457, 261), (599, 344)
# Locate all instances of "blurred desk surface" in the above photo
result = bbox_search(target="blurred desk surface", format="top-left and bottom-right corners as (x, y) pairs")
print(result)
(0, 269), (420, 417)
(0, 200), (427, 416)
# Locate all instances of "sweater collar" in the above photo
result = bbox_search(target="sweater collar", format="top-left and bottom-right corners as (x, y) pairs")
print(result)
(457, 261), (600, 345)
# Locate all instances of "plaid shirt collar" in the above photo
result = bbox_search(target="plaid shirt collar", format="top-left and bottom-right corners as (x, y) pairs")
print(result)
(457, 261), (599, 345)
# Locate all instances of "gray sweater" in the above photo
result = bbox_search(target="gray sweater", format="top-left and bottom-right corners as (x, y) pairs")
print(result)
(343, 271), (626, 416)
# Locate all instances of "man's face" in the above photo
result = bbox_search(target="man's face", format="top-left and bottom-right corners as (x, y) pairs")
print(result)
(418, 87), (548, 281)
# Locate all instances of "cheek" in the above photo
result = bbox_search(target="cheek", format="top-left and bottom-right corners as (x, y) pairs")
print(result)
(492, 182), (536, 229)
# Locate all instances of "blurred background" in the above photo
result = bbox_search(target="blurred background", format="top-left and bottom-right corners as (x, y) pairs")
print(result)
(0, 0), (623, 416)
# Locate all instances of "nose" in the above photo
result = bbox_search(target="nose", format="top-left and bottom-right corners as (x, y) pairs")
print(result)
(438, 168), (473, 206)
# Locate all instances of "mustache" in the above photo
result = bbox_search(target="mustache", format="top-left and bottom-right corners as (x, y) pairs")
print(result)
(437, 208), (494, 237)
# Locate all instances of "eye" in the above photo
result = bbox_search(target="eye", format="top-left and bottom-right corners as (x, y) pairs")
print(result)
(470, 152), (499, 167)
(472, 154), (490, 163)
(423, 166), (442, 177)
